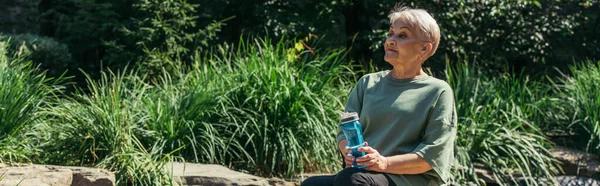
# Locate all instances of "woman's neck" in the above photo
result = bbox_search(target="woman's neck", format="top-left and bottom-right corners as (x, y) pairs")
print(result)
(389, 64), (428, 79)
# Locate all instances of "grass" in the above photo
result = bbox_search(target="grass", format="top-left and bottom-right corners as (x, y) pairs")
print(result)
(197, 37), (355, 177)
(37, 70), (174, 185)
(24, 36), (354, 184)
(0, 41), (64, 163)
(447, 61), (560, 185)
(553, 60), (600, 155)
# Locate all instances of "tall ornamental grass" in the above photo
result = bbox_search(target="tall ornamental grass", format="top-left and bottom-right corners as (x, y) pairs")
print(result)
(137, 68), (249, 164)
(199, 38), (354, 178)
(34, 36), (354, 184)
(447, 62), (560, 185)
(553, 60), (600, 155)
(0, 42), (63, 163)
(38, 70), (175, 185)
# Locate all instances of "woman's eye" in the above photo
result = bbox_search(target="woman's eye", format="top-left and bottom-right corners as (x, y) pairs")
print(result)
(387, 32), (394, 37)
(398, 33), (407, 38)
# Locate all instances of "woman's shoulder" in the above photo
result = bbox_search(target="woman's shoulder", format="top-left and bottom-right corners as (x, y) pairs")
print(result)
(356, 71), (389, 84)
(361, 71), (389, 79)
(423, 77), (453, 91)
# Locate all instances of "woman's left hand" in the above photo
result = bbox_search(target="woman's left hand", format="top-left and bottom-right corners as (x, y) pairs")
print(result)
(355, 142), (389, 172)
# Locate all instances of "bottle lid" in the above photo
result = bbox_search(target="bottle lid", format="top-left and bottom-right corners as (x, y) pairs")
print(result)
(339, 112), (359, 125)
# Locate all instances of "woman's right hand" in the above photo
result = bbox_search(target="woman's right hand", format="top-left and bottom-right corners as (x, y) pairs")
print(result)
(338, 139), (354, 168)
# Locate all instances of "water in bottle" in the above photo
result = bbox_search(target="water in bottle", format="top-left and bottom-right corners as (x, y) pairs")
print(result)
(339, 112), (367, 169)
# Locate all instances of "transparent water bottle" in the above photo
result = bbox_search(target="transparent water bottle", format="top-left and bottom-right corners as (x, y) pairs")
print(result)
(339, 112), (367, 169)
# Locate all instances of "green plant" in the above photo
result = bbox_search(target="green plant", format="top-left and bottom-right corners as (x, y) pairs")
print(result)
(196, 36), (354, 178)
(109, 0), (230, 78)
(0, 41), (63, 163)
(38, 69), (174, 185)
(41, 0), (228, 82)
(553, 60), (600, 155)
(135, 68), (249, 164)
(447, 61), (560, 185)
(0, 34), (74, 79)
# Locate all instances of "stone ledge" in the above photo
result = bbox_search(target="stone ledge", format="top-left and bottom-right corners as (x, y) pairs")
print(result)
(550, 146), (600, 177)
(0, 164), (115, 186)
(164, 162), (299, 186)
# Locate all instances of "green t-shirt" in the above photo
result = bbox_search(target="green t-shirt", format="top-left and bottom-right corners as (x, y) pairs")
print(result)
(337, 70), (457, 186)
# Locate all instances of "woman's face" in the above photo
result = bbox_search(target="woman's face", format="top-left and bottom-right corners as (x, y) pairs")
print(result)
(384, 18), (426, 66)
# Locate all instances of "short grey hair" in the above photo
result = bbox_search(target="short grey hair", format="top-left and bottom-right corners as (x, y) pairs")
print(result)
(388, 5), (441, 58)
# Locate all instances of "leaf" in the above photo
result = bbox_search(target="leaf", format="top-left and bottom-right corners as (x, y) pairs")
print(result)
(294, 42), (304, 52)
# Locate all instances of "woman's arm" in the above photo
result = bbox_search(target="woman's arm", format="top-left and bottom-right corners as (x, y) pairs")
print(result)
(384, 153), (432, 174)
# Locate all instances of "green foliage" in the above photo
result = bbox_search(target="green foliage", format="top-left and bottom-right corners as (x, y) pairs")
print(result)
(106, 0), (229, 78)
(37, 0), (599, 81)
(38, 70), (175, 185)
(192, 0), (599, 76)
(201, 37), (354, 177)
(40, 0), (226, 82)
(0, 34), (74, 78)
(447, 61), (560, 185)
(33, 36), (353, 183)
(0, 42), (63, 163)
(553, 60), (600, 155)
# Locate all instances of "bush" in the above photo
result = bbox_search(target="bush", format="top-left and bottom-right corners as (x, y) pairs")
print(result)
(35, 36), (353, 182)
(553, 60), (600, 155)
(447, 61), (560, 185)
(38, 70), (176, 185)
(192, 0), (598, 76)
(194, 37), (355, 178)
(0, 34), (74, 79)
(0, 42), (63, 163)
(40, 0), (226, 82)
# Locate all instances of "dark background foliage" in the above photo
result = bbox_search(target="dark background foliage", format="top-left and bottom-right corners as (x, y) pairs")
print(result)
(0, 0), (598, 84)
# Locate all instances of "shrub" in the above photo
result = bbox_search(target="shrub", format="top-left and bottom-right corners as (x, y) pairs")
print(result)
(198, 37), (355, 178)
(0, 34), (74, 79)
(40, 0), (226, 82)
(447, 61), (560, 185)
(38, 70), (174, 185)
(0, 42), (64, 163)
(553, 60), (600, 155)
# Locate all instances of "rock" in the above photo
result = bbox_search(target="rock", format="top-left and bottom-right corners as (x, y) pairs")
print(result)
(0, 163), (72, 186)
(267, 177), (299, 186)
(550, 146), (600, 177)
(165, 162), (272, 186)
(53, 166), (115, 186)
(555, 176), (600, 186)
(0, 164), (115, 186)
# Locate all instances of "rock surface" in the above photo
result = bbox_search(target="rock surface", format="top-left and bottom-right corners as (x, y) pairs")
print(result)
(555, 176), (600, 186)
(165, 162), (299, 186)
(61, 166), (115, 186)
(0, 163), (72, 186)
(0, 164), (115, 186)
(551, 146), (600, 177)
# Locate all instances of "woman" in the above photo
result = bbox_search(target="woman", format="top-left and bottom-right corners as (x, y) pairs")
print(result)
(301, 5), (457, 186)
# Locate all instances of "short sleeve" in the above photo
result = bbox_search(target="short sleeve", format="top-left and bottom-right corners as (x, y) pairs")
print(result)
(412, 88), (457, 183)
(336, 76), (366, 143)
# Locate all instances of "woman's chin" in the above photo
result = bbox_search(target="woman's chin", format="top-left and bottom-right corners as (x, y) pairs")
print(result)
(383, 55), (397, 62)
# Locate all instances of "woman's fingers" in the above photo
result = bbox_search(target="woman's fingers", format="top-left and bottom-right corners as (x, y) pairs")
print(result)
(345, 154), (354, 161)
(344, 153), (354, 167)
(358, 146), (378, 154)
(355, 153), (376, 163)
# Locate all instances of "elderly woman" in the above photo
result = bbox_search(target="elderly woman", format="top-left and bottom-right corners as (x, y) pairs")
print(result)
(301, 6), (456, 186)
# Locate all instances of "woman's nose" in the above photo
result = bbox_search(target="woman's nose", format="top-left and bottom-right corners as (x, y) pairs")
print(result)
(386, 38), (395, 46)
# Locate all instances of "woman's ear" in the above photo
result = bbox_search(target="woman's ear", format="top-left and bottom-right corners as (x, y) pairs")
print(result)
(420, 43), (433, 57)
